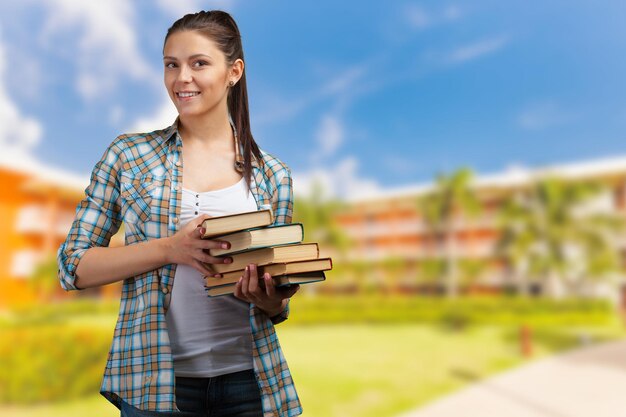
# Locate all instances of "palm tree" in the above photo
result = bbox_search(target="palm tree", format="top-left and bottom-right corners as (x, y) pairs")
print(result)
(293, 181), (351, 256)
(496, 177), (624, 298)
(418, 168), (481, 297)
(293, 181), (353, 294)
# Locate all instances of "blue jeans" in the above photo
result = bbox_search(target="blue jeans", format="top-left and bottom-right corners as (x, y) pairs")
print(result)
(120, 369), (263, 417)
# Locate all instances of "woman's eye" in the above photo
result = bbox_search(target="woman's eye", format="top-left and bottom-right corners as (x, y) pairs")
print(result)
(164, 62), (177, 69)
(193, 60), (208, 67)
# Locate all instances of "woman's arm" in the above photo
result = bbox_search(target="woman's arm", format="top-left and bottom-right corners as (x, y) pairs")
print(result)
(59, 140), (232, 290)
(74, 217), (231, 289)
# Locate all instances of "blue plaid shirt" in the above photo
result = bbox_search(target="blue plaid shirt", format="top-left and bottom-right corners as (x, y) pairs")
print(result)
(58, 121), (302, 416)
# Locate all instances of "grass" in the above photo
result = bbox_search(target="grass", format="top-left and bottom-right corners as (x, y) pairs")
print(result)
(280, 324), (529, 417)
(0, 395), (118, 417)
(3, 320), (623, 417)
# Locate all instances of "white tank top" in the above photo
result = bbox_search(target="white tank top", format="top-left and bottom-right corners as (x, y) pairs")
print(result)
(165, 177), (258, 377)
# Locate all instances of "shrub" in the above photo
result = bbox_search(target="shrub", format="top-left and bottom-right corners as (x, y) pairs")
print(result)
(288, 295), (617, 328)
(0, 324), (112, 404)
(0, 300), (117, 404)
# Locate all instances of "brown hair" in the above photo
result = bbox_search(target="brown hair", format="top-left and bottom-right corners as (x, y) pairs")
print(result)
(164, 10), (262, 185)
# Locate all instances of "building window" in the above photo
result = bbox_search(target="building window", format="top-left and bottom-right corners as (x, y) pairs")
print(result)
(10, 250), (42, 279)
(15, 204), (46, 234)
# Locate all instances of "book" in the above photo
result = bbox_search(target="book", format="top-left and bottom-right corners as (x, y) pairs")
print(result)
(208, 223), (304, 256)
(211, 243), (319, 274)
(205, 258), (333, 287)
(273, 271), (327, 286)
(200, 209), (274, 238)
(205, 271), (326, 297)
(206, 284), (239, 297)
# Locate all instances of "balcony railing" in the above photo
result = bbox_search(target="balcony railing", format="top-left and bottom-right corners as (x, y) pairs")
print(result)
(15, 204), (74, 237)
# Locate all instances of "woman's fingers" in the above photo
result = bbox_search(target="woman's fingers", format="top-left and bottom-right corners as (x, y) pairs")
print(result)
(248, 264), (260, 294)
(198, 252), (232, 265)
(264, 273), (276, 297)
(193, 261), (216, 277)
(200, 239), (230, 251)
(239, 265), (250, 297)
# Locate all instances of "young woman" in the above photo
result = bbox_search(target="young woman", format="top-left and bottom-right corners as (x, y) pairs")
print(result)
(58, 10), (302, 417)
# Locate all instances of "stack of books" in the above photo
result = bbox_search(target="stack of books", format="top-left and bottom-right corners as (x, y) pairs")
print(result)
(200, 209), (332, 297)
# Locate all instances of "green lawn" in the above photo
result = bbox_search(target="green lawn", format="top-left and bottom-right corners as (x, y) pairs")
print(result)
(281, 324), (525, 417)
(4, 321), (622, 417)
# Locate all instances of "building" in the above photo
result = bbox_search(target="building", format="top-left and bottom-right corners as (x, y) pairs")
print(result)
(0, 152), (121, 307)
(332, 156), (626, 298)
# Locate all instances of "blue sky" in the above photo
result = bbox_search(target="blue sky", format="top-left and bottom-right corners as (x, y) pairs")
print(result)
(1, 1), (625, 198)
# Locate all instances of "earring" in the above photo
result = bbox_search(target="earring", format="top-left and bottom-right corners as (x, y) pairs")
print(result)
(229, 80), (235, 87)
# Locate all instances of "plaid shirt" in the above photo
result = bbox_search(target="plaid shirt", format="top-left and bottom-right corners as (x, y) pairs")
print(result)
(58, 121), (302, 416)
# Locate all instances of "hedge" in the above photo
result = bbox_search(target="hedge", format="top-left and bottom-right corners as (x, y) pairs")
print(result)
(287, 295), (617, 327)
(0, 296), (619, 404)
(0, 324), (111, 404)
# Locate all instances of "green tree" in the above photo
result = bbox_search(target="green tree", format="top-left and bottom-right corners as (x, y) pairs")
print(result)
(293, 181), (351, 257)
(418, 168), (481, 297)
(496, 178), (624, 298)
(29, 256), (60, 301)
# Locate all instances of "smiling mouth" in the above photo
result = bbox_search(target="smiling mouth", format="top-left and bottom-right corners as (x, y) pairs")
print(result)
(177, 92), (200, 98)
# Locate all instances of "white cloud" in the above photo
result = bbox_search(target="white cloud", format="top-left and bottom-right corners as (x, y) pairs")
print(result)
(406, 5), (432, 29)
(383, 154), (419, 176)
(156, 0), (237, 18)
(447, 35), (508, 64)
(127, 93), (178, 133)
(254, 63), (368, 126)
(443, 5), (462, 21)
(315, 114), (344, 159)
(517, 100), (573, 130)
(405, 4), (463, 30)
(293, 157), (382, 201)
(319, 65), (367, 97)
(37, 0), (157, 100)
(0, 31), (42, 154)
(108, 105), (124, 126)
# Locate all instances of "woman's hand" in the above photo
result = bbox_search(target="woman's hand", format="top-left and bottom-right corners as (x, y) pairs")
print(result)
(234, 263), (299, 317)
(163, 214), (233, 276)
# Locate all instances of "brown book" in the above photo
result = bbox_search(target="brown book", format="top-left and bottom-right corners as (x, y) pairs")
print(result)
(206, 271), (326, 297)
(206, 284), (238, 297)
(201, 209), (273, 238)
(208, 223), (304, 256)
(212, 243), (319, 273)
(205, 258), (333, 287)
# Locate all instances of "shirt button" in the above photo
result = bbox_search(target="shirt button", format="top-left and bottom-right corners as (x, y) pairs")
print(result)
(175, 185), (182, 191)
(161, 287), (169, 294)
(175, 160), (181, 167)
(173, 217), (179, 224)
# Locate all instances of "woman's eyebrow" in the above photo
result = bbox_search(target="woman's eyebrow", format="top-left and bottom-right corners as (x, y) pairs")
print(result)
(163, 54), (212, 61)
(189, 54), (212, 60)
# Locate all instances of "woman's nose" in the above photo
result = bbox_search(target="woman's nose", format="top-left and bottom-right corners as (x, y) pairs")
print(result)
(177, 65), (193, 82)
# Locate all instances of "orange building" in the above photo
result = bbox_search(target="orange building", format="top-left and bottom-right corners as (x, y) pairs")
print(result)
(0, 152), (121, 307)
(332, 156), (626, 297)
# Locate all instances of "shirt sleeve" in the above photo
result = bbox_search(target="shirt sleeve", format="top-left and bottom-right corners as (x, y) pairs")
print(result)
(269, 166), (294, 324)
(272, 166), (293, 226)
(57, 141), (124, 290)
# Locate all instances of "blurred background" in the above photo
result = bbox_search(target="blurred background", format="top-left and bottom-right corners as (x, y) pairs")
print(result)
(1, 1), (626, 416)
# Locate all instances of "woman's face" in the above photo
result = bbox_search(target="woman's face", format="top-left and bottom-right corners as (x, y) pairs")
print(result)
(163, 30), (238, 120)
